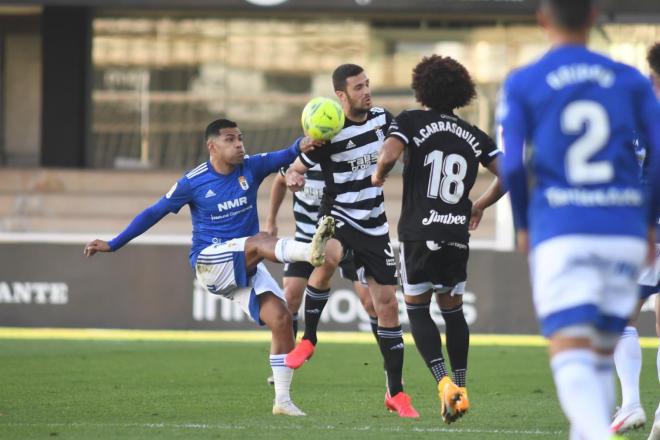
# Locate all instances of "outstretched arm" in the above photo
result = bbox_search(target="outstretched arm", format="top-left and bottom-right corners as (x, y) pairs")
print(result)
(266, 172), (288, 236)
(250, 137), (323, 182)
(84, 202), (170, 257)
(372, 136), (405, 187)
(84, 178), (192, 257)
(470, 157), (507, 231)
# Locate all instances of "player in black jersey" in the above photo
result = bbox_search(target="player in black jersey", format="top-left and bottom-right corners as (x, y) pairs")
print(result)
(284, 64), (419, 418)
(266, 165), (380, 347)
(373, 55), (504, 423)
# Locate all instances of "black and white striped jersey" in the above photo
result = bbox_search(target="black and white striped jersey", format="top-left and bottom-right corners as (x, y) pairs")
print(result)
(300, 107), (392, 236)
(279, 164), (324, 242)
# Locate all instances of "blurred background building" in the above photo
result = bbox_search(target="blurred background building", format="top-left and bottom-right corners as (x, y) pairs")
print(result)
(1, 0), (659, 332)
(0, 0), (659, 240)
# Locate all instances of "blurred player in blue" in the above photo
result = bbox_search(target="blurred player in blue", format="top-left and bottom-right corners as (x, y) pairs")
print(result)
(83, 119), (334, 417)
(611, 42), (660, 438)
(499, 1), (660, 439)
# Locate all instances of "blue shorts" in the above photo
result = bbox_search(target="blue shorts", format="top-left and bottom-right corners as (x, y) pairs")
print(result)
(640, 283), (660, 300)
(639, 244), (660, 300)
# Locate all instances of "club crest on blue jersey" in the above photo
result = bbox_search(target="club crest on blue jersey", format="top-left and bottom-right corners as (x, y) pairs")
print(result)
(239, 176), (249, 190)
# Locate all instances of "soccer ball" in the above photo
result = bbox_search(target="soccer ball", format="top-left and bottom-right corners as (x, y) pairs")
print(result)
(301, 97), (345, 141)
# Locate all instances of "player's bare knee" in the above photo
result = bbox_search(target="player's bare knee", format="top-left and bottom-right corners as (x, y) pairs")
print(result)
(321, 239), (342, 268)
(246, 233), (274, 251)
(260, 293), (291, 326)
(376, 292), (399, 314)
(404, 290), (433, 305)
(437, 292), (463, 309)
(549, 325), (596, 356)
(359, 296), (374, 313)
(269, 304), (292, 331)
(593, 331), (619, 355)
(309, 266), (335, 288)
(324, 253), (341, 269)
(284, 290), (302, 313)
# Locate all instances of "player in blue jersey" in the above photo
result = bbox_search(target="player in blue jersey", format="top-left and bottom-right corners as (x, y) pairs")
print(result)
(611, 42), (660, 438)
(83, 119), (334, 417)
(499, 1), (660, 439)
(647, 41), (660, 440)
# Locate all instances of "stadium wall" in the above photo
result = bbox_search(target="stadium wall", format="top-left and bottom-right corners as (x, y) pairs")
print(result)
(0, 241), (656, 335)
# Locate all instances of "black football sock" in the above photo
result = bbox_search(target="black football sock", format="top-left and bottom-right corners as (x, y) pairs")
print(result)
(301, 285), (330, 345)
(369, 315), (379, 343)
(406, 300), (448, 383)
(377, 325), (404, 396)
(441, 304), (469, 387)
(292, 312), (299, 340)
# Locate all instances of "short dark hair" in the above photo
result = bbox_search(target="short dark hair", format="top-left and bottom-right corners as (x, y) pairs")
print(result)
(648, 42), (660, 77)
(205, 119), (238, 140)
(411, 55), (476, 113)
(540, 0), (593, 31)
(332, 64), (364, 91)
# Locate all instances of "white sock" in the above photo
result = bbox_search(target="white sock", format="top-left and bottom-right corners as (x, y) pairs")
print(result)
(657, 337), (660, 386)
(270, 354), (293, 404)
(614, 326), (642, 408)
(656, 338), (660, 420)
(551, 349), (610, 440)
(595, 352), (616, 415)
(274, 239), (311, 263)
(569, 425), (585, 440)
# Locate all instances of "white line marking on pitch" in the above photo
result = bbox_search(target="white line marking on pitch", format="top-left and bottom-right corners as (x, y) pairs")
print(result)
(0, 422), (562, 436)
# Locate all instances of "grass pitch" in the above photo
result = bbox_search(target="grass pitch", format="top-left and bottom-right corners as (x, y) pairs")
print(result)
(0, 334), (658, 439)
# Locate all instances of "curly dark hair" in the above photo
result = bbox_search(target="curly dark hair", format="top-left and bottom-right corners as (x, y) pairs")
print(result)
(648, 42), (660, 77)
(411, 55), (476, 113)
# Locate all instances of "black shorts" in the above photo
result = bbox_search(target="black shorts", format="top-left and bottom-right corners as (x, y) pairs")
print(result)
(283, 250), (358, 282)
(335, 224), (398, 286)
(399, 240), (469, 295)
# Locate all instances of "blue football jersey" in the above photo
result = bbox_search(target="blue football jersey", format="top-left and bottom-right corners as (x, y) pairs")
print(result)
(499, 44), (660, 247)
(634, 136), (660, 241)
(108, 142), (302, 265)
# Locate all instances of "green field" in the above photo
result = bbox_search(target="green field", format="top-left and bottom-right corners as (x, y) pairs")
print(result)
(0, 336), (658, 439)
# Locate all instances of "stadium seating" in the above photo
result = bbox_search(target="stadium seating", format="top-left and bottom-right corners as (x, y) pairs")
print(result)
(0, 168), (497, 238)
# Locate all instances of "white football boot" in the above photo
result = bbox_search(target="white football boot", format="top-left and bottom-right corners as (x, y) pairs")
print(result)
(272, 400), (306, 416)
(648, 413), (660, 440)
(611, 404), (646, 433)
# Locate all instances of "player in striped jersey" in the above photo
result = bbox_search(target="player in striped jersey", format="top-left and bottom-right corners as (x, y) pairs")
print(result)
(83, 118), (334, 417)
(284, 64), (419, 418)
(266, 165), (380, 346)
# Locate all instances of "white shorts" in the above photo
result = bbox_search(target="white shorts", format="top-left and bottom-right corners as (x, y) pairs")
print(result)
(195, 238), (284, 324)
(530, 235), (646, 337)
(639, 244), (660, 287)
